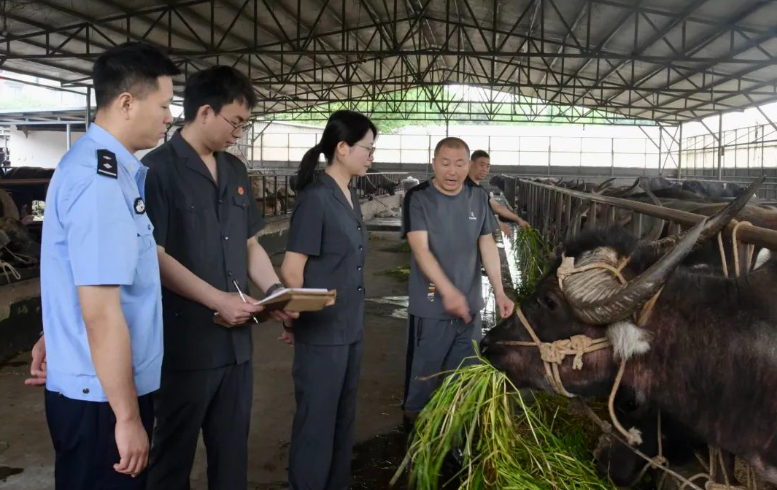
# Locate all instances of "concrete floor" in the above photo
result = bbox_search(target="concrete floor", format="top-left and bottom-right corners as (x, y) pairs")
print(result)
(0, 231), (411, 490)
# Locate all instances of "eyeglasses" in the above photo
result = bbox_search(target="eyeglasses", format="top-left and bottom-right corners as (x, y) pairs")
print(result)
(218, 113), (253, 135)
(354, 143), (376, 158)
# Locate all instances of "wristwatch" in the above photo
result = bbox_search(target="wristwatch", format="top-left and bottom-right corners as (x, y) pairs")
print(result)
(265, 282), (284, 297)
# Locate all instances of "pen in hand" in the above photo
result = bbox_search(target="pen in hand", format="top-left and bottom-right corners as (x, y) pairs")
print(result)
(233, 279), (259, 324)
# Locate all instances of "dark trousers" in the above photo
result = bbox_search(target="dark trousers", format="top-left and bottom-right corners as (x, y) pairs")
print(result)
(403, 314), (482, 414)
(146, 361), (253, 490)
(45, 389), (154, 490)
(288, 340), (364, 490)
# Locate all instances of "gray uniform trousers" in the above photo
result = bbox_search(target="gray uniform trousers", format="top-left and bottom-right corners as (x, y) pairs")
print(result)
(403, 314), (482, 414)
(146, 361), (253, 490)
(289, 340), (364, 490)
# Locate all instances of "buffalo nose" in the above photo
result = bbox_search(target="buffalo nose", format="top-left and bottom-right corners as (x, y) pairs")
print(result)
(480, 336), (492, 354)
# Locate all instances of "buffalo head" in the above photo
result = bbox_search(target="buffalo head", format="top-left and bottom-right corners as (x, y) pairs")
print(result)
(481, 178), (762, 396)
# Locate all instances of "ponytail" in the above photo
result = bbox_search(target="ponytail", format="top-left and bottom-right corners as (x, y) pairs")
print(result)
(294, 111), (378, 192)
(296, 144), (322, 191)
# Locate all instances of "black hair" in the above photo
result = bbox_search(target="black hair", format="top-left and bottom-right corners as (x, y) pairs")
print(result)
(434, 137), (470, 158)
(296, 110), (378, 191)
(93, 42), (180, 110)
(182, 66), (257, 122)
(471, 149), (490, 161)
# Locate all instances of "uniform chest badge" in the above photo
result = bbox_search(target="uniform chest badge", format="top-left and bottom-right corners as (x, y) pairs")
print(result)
(237, 186), (245, 195)
(134, 198), (146, 214)
(469, 211), (477, 220)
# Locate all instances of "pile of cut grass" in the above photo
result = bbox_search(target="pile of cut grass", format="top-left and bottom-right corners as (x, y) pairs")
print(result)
(394, 355), (616, 490)
(513, 228), (552, 302)
(382, 241), (412, 254)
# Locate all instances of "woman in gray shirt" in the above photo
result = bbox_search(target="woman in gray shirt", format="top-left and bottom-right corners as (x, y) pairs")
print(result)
(280, 110), (378, 490)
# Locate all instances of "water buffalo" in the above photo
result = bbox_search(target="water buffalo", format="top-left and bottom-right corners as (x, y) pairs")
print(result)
(400, 175), (420, 192)
(290, 168), (397, 196)
(356, 168), (397, 196)
(683, 180), (744, 200)
(481, 179), (777, 485)
(595, 389), (711, 487)
(0, 217), (40, 266)
(596, 389), (740, 488)
(0, 166), (54, 215)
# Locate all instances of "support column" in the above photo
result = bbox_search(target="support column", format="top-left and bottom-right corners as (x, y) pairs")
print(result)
(250, 123), (255, 168)
(85, 87), (92, 130)
(658, 126), (663, 175)
(610, 138), (615, 177)
(717, 113), (723, 181)
(66, 123), (72, 151)
(678, 125), (683, 180)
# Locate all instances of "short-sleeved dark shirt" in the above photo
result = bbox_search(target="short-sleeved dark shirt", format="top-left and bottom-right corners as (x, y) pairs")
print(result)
(286, 173), (367, 346)
(142, 130), (264, 370)
(401, 178), (498, 320)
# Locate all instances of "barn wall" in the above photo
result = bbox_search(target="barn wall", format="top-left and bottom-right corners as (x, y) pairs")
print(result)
(8, 127), (85, 168)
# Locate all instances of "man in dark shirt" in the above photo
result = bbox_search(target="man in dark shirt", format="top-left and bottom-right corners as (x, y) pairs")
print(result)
(142, 66), (294, 490)
(401, 138), (514, 427)
(467, 149), (530, 234)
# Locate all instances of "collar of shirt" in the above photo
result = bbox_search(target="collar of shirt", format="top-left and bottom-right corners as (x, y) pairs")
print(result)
(318, 171), (363, 223)
(318, 171), (351, 191)
(169, 128), (200, 160)
(169, 128), (233, 190)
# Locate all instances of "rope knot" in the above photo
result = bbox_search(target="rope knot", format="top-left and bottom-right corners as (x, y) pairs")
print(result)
(626, 427), (643, 446)
(538, 335), (597, 370)
(539, 341), (566, 365)
(556, 255), (576, 290)
(569, 335), (594, 370)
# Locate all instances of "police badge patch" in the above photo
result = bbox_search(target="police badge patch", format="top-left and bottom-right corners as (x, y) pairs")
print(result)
(134, 197), (146, 214)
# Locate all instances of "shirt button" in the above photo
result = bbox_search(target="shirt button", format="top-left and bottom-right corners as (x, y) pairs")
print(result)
(357, 265), (362, 271)
(218, 199), (223, 204)
(82, 388), (90, 394)
(228, 271), (233, 277)
(148, 225), (152, 230)
(359, 245), (363, 251)
(357, 286), (363, 292)
(357, 226), (362, 231)
(189, 205), (195, 211)
(224, 235), (229, 241)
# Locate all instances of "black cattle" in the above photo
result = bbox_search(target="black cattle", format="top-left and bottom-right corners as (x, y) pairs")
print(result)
(360, 168), (397, 196)
(635, 176), (677, 193)
(481, 179), (777, 485)
(291, 169), (397, 196)
(0, 166), (54, 217)
(0, 217), (40, 265)
(682, 180), (744, 200)
(595, 389), (709, 487)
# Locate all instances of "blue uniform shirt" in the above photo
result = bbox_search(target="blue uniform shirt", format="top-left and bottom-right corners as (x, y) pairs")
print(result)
(41, 123), (163, 402)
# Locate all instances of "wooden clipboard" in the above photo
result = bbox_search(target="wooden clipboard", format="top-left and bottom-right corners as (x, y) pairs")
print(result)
(256, 289), (337, 312)
(213, 289), (337, 327)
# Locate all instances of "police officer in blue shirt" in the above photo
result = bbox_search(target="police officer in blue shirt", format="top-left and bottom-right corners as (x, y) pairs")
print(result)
(28, 42), (179, 489)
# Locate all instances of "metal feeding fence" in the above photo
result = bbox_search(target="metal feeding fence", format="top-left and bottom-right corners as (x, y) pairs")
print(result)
(515, 178), (777, 274)
(247, 171), (406, 218)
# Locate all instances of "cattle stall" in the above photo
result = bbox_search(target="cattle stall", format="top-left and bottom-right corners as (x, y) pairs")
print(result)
(0, 176), (46, 363)
(247, 170), (405, 219)
(517, 178), (777, 269)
